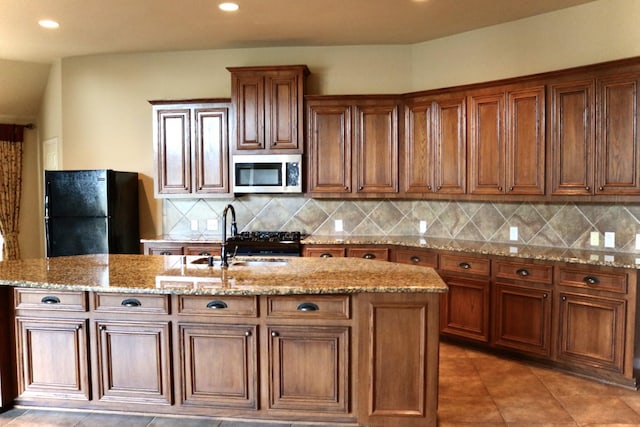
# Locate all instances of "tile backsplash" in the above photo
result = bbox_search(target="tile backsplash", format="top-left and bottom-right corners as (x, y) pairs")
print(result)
(163, 196), (640, 252)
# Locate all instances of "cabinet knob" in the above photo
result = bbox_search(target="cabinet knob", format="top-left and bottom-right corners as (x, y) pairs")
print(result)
(320, 253), (333, 258)
(345, 186), (349, 191)
(159, 251), (173, 255)
(585, 186), (591, 191)
(198, 251), (211, 256)
(598, 186), (604, 192)
(436, 186), (442, 191)
(206, 300), (228, 310)
(427, 185), (432, 191)
(498, 186), (503, 191)
(516, 268), (530, 277)
(458, 262), (471, 270)
(509, 186), (514, 192)
(245, 330), (252, 337)
(363, 253), (376, 260)
(583, 275), (600, 286)
(410, 256), (421, 263)
(41, 295), (61, 304)
(543, 293), (548, 299)
(121, 298), (141, 307)
(297, 302), (319, 312)
(271, 331), (279, 337)
(562, 296), (567, 301)
(99, 325), (107, 331)
(359, 186), (364, 191)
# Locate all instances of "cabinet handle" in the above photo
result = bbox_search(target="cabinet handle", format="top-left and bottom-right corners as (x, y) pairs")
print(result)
(159, 251), (173, 255)
(516, 268), (530, 277)
(320, 252), (333, 258)
(427, 185), (432, 191)
(297, 302), (319, 312)
(121, 298), (141, 307)
(498, 186), (503, 191)
(359, 186), (364, 191)
(543, 293), (548, 299)
(344, 186), (349, 191)
(458, 262), (471, 269)
(41, 295), (61, 304)
(245, 330), (252, 337)
(562, 296), (567, 301)
(363, 253), (376, 260)
(99, 325), (107, 331)
(436, 186), (442, 191)
(410, 256), (421, 263)
(509, 186), (514, 192)
(271, 331), (279, 337)
(206, 300), (228, 310)
(598, 186), (604, 192)
(585, 186), (591, 191)
(198, 251), (211, 256)
(583, 275), (600, 285)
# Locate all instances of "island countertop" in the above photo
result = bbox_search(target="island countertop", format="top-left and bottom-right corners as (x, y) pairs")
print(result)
(0, 254), (448, 295)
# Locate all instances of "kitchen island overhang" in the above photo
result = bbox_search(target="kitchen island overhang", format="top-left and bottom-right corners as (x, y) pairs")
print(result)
(0, 254), (447, 427)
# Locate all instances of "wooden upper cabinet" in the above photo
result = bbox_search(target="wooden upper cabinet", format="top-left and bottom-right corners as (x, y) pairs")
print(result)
(596, 73), (640, 194)
(306, 96), (399, 196)
(403, 93), (466, 194)
(151, 100), (230, 197)
(228, 65), (309, 154)
(468, 85), (545, 196)
(550, 80), (595, 195)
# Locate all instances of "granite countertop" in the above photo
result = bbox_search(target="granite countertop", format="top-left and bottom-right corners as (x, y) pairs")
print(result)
(142, 235), (640, 269)
(0, 254), (447, 296)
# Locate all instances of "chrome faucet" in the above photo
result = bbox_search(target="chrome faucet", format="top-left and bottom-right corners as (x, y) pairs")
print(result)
(220, 204), (238, 267)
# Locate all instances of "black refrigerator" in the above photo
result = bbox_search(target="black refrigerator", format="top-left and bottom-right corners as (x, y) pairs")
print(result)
(44, 169), (140, 257)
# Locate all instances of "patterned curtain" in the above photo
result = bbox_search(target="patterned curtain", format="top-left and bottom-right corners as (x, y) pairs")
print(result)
(0, 125), (25, 260)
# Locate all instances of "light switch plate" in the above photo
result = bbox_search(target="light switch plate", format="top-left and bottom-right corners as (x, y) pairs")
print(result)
(604, 232), (615, 248)
(419, 220), (427, 234)
(590, 231), (600, 246)
(334, 219), (343, 232)
(190, 219), (199, 231)
(509, 226), (518, 241)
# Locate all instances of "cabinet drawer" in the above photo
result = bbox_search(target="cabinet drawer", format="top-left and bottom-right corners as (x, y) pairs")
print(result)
(395, 249), (438, 268)
(304, 246), (346, 258)
(177, 295), (258, 317)
(266, 295), (351, 320)
(557, 267), (628, 294)
(14, 288), (87, 312)
(347, 247), (389, 261)
(440, 253), (490, 277)
(93, 293), (170, 314)
(184, 245), (220, 256)
(494, 260), (553, 284)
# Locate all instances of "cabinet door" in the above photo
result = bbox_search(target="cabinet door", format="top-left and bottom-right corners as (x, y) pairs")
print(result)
(403, 100), (435, 193)
(433, 96), (467, 194)
(506, 86), (546, 195)
(550, 80), (595, 195)
(468, 92), (505, 195)
(596, 74), (640, 194)
(95, 320), (172, 405)
(354, 102), (399, 193)
(557, 292), (626, 373)
(493, 283), (552, 356)
(15, 317), (90, 401)
(267, 325), (350, 414)
(155, 108), (191, 195)
(179, 323), (257, 409)
(440, 276), (490, 343)
(306, 102), (352, 193)
(233, 73), (265, 150)
(265, 70), (301, 150)
(193, 106), (229, 194)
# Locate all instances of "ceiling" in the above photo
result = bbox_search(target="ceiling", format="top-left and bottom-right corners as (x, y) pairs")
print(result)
(0, 0), (597, 118)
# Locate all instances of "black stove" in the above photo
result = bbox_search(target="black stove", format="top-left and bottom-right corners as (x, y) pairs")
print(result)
(226, 231), (302, 256)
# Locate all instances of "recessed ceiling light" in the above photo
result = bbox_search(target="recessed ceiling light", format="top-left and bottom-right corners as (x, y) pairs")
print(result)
(219, 2), (239, 12)
(38, 19), (60, 29)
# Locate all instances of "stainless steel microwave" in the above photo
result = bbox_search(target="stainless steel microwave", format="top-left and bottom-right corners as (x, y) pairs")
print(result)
(232, 154), (302, 193)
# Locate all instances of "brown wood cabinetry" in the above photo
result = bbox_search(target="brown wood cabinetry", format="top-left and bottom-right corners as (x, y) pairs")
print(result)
(306, 96), (400, 196)
(151, 100), (230, 197)
(347, 246), (389, 261)
(14, 289), (90, 403)
(394, 247), (438, 268)
(303, 245), (346, 258)
(492, 259), (553, 357)
(143, 242), (220, 256)
(555, 264), (635, 380)
(403, 92), (466, 194)
(550, 68), (640, 196)
(0, 287), (14, 410)
(228, 65), (308, 153)
(468, 85), (545, 195)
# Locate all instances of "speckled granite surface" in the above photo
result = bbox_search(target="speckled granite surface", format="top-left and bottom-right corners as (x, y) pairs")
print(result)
(0, 254), (447, 295)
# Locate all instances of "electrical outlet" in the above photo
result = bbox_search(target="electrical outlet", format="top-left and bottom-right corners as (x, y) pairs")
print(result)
(190, 219), (199, 231)
(419, 220), (427, 234)
(334, 219), (343, 232)
(509, 226), (518, 241)
(590, 232), (600, 246)
(604, 232), (615, 248)
(207, 219), (218, 231)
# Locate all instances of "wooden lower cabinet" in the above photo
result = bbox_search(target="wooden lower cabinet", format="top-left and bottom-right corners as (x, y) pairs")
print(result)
(94, 320), (172, 406)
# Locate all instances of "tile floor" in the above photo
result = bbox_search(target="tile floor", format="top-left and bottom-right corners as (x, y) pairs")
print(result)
(2, 342), (640, 426)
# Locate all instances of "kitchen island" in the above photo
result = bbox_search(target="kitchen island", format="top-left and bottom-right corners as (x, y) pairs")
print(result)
(0, 254), (447, 427)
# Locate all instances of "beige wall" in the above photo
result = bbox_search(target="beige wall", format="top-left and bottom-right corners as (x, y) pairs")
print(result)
(24, 0), (640, 257)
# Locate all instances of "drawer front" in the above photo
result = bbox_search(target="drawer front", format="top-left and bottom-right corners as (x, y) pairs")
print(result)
(14, 288), (87, 312)
(184, 245), (220, 256)
(440, 253), (490, 277)
(395, 249), (438, 268)
(177, 295), (258, 317)
(147, 246), (184, 255)
(304, 247), (346, 258)
(266, 295), (351, 320)
(494, 261), (553, 284)
(557, 267), (628, 294)
(94, 293), (170, 314)
(347, 247), (389, 261)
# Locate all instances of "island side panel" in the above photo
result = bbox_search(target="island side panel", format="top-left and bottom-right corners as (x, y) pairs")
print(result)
(0, 286), (16, 411)
(356, 292), (440, 427)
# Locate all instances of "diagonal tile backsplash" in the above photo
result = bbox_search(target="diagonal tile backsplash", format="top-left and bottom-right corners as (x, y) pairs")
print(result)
(163, 196), (640, 252)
